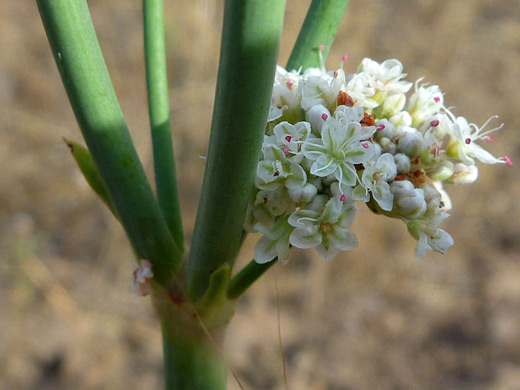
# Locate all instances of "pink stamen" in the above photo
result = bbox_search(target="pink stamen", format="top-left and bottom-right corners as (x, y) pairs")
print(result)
(434, 96), (441, 103)
(321, 113), (328, 121)
(318, 44), (325, 51)
(504, 155), (513, 166)
(362, 143), (369, 149)
(342, 54), (348, 62)
(283, 147), (290, 154)
(465, 138), (471, 145)
(286, 81), (293, 88)
(274, 171), (280, 177)
(377, 124), (385, 131)
(285, 135), (292, 142)
(430, 119), (440, 127)
(263, 196), (268, 203)
(485, 136), (494, 142)
(340, 194), (346, 202)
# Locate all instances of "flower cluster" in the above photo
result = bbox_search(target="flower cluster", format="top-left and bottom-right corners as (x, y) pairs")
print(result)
(245, 54), (512, 263)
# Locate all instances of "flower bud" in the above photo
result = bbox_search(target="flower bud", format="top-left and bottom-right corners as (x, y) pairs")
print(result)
(391, 180), (427, 218)
(306, 104), (331, 135)
(445, 163), (479, 184)
(398, 131), (424, 157)
(288, 182), (318, 203)
(394, 153), (411, 174)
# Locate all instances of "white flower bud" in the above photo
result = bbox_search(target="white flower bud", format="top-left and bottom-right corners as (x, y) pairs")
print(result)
(288, 182), (318, 203)
(394, 153), (411, 174)
(428, 160), (454, 182)
(306, 104), (331, 135)
(398, 131), (424, 157)
(445, 163), (479, 184)
(391, 180), (427, 218)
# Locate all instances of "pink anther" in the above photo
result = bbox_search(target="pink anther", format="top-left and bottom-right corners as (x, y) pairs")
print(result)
(434, 96), (441, 103)
(485, 136), (494, 143)
(318, 44), (325, 51)
(285, 135), (292, 142)
(283, 147), (290, 154)
(377, 124), (385, 131)
(504, 155), (513, 166)
(430, 119), (440, 127)
(321, 113), (328, 121)
(362, 143), (369, 149)
(340, 194), (346, 201)
(465, 138), (471, 145)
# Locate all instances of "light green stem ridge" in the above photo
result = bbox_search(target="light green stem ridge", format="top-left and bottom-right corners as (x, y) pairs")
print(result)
(286, 0), (350, 72)
(143, 0), (184, 252)
(37, 0), (181, 286)
(227, 258), (277, 299)
(186, 0), (286, 300)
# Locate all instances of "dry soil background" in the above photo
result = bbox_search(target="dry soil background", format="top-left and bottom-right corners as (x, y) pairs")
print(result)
(1, 1), (520, 389)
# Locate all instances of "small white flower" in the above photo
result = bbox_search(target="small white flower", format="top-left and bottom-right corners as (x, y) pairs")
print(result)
(256, 143), (307, 191)
(446, 115), (507, 165)
(288, 195), (358, 260)
(358, 153), (397, 211)
(407, 212), (454, 259)
(301, 68), (346, 111)
(407, 80), (444, 127)
(357, 58), (412, 96)
(302, 106), (376, 186)
(254, 216), (293, 264)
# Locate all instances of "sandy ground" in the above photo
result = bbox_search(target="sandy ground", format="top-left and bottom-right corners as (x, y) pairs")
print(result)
(1, 1), (519, 389)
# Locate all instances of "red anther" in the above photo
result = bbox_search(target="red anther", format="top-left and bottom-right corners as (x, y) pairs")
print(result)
(321, 113), (328, 121)
(362, 143), (369, 149)
(342, 54), (348, 62)
(430, 119), (440, 127)
(263, 196), (268, 203)
(434, 96), (441, 103)
(340, 194), (346, 201)
(377, 124), (385, 131)
(283, 147), (290, 154)
(286, 81), (293, 88)
(274, 171), (280, 177)
(485, 136), (494, 142)
(465, 138), (471, 145)
(285, 135), (292, 142)
(318, 44), (325, 51)
(504, 155), (513, 166)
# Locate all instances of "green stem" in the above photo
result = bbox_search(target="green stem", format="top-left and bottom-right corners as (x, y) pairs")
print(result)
(186, 0), (286, 300)
(227, 258), (277, 299)
(143, 0), (184, 252)
(286, 0), (350, 72)
(37, 0), (181, 286)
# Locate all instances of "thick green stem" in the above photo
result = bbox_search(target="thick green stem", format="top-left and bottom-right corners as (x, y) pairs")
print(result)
(286, 0), (350, 72)
(37, 0), (181, 286)
(143, 0), (184, 252)
(228, 258), (277, 299)
(186, 0), (286, 300)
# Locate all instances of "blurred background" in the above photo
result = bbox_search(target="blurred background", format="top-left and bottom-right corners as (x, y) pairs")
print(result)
(1, 0), (519, 389)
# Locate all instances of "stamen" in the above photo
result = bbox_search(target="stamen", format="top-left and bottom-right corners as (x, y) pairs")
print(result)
(362, 143), (369, 149)
(263, 196), (268, 203)
(485, 136), (494, 142)
(283, 147), (290, 154)
(321, 113), (328, 121)
(377, 124), (385, 131)
(286, 81), (293, 88)
(434, 96), (441, 103)
(342, 54), (348, 62)
(274, 171), (280, 177)
(285, 135), (292, 142)
(318, 45), (325, 51)
(340, 194), (346, 202)
(465, 138), (471, 145)
(430, 119), (440, 127)
(504, 155), (513, 166)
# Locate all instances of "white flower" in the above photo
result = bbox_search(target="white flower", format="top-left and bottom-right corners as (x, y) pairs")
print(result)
(269, 121), (311, 163)
(407, 212), (454, 258)
(357, 58), (412, 96)
(302, 106), (376, 186)
(358, 153), (397, 211)
(288, 195), (358, 260)
(306, 104), (331, 135)
(407, 80), (444, 127)
(446, 115), (507, 165)
(300, 68), (346, 111)
(256, 143), (307, 191)
(254, 216), (293, 264)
